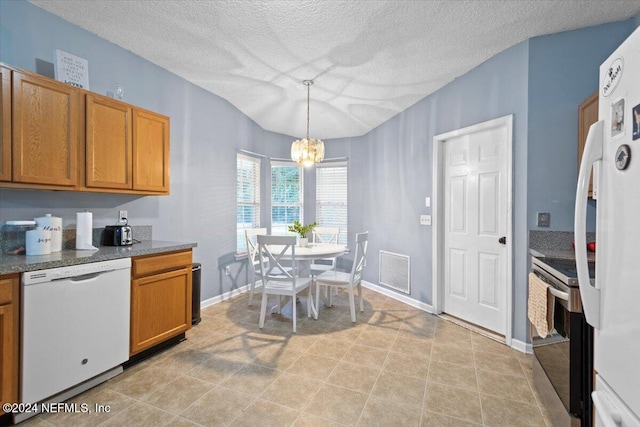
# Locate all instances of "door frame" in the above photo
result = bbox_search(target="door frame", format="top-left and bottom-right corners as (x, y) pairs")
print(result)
(432, 115), (514, 346)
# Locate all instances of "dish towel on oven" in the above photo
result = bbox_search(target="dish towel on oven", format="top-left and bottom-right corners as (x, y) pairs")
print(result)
(527, 272), (554, 338)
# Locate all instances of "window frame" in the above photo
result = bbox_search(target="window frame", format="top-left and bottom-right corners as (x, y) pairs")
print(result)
(270, 160), (304, 235)
(236, 152), (261, 254)
(315, 160), (348, 245)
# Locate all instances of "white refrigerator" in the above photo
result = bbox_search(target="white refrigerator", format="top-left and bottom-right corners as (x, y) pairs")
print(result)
(575, 25), (640, 427)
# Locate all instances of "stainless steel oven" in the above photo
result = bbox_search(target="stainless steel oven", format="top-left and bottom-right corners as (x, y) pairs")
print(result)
(531, 257), (594, 427)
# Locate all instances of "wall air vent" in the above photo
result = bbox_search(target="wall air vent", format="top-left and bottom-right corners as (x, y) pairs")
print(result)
(379, 250), (410, 294)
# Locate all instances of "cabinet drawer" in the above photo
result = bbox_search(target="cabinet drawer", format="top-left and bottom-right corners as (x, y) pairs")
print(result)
(132, 250), (192, 278)
(0, 277), (15, 305)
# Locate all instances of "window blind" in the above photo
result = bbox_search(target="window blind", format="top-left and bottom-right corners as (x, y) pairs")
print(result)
(271, 160), (303, 235)
(237, 153), (261, 253)
(316, 161), (348, 245)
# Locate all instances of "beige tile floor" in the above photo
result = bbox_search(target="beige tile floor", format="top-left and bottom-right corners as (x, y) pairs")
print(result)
(21, 288), (553, 427)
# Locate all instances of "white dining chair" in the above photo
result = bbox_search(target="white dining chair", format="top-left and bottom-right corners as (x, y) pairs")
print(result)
(257, 235), (314, 333)
(310, 227), (340, 275)
(315, 231), (368, 322)
(245, 228), (267, 306)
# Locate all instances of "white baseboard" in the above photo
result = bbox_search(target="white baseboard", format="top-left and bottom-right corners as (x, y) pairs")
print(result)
(511, 338), (532, 354)
(361, 280), (434, 313)
(200, 282), (260, 309)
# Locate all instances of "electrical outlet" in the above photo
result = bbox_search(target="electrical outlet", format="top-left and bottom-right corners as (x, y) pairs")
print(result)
(420, 215), (432, 226)
(224, 266), (230, 276)
(537, 212), (550, 227)
(118, 210), (128, 223)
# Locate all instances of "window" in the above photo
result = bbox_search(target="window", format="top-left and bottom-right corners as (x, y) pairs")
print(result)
(237, 153), (261, 253)
(316, 161), (348, 245)
(271, 161), (303, 235)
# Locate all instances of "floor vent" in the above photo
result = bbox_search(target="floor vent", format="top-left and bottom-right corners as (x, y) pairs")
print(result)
(379, 251), (410, 294)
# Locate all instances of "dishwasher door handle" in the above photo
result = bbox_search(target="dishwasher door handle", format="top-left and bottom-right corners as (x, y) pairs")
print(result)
(52, 269), (116, 283)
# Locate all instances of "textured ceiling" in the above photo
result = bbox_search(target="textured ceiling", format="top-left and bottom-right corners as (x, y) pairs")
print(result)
(30, 1), (640, 139)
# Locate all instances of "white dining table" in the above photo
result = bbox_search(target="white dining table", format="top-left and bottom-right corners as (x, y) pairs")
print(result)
(265, 243), (347, 319)
(267, 243), (347, 274)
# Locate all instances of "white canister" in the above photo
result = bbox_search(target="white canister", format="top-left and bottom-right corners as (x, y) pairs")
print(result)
(26, 229), (52, 255)
(34, 214), (63, 252)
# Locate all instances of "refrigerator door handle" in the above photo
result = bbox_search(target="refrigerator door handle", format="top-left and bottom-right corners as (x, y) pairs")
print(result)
(592, 391), (624, 427)
(575, 119), (603, 329)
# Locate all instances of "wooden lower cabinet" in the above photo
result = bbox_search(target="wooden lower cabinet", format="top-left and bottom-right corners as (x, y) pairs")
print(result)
(578, 90), (599, 198)
(0, 275), (19, 414)
(130, 251), (192, 356)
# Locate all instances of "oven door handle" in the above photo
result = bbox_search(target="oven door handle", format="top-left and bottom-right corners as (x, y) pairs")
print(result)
(547, 286), (569, 301)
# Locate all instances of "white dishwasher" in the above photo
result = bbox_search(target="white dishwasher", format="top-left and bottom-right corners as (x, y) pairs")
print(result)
(21, 258), (131, 406)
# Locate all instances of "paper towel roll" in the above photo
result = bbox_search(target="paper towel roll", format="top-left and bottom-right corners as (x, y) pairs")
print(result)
(35, 214), (62, 252)
(76, 212), (98, 250)
(26, 229), (52, 255)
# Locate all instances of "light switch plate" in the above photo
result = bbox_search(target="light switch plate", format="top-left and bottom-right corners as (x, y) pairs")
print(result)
(420, 215), (431, 226)
(425, 197), (431, 208)
(537, 212), (550, 227)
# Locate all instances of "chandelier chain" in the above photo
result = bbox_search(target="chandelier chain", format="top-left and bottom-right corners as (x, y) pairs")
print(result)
(306, 82), (310, 140)
(291, 79), (324, 166)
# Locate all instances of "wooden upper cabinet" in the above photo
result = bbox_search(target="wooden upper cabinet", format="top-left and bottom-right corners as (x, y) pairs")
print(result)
(133, 109), (169, 193)
(86, 94), (133, 189)
(12, 70), (80, 186)
(0, 63), (170, 194)
(0, 66), (10, 182)
(578, 90), (599, 198)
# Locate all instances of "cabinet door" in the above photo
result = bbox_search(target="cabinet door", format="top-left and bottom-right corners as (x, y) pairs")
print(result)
(86, 94), (133, 189)
(578, 91), (598, 197)
(12, 71), (80, 186)
(0, 67), (10, 182)
(133, 110), (169, 193)
(0, 304), (14, 412)
(130, 267), (191, 355)
(0, 275), (18, 413)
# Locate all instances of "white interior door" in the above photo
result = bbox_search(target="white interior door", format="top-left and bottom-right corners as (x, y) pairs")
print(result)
(442, 124), (509, 335)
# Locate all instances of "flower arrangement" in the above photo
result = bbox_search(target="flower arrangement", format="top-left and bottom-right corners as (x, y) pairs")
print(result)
(288, 220), (317, 238)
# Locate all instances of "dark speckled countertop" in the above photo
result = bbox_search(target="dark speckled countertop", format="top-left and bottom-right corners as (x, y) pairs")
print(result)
(529, 230), (595, 261)
(0, 240), (197, 275)
(529, 247), (596, 262)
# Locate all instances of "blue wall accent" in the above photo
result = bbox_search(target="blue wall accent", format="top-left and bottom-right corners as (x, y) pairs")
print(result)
(527, 21), (634, 232)
(1, 0), (637, 343)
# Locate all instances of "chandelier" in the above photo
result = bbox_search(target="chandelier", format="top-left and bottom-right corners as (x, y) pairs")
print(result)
(291, 80), (324, 167)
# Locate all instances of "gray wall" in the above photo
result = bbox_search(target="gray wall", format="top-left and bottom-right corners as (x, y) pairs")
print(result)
(324, 20), (636, 343)
(326, 41), (531, 340)
(527, 21), (635, 232)
(0, 0), (291, 300)
(1, 1), (637, 344)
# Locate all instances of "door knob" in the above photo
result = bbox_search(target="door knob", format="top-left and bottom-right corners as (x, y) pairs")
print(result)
(499, 236), (506, 244)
